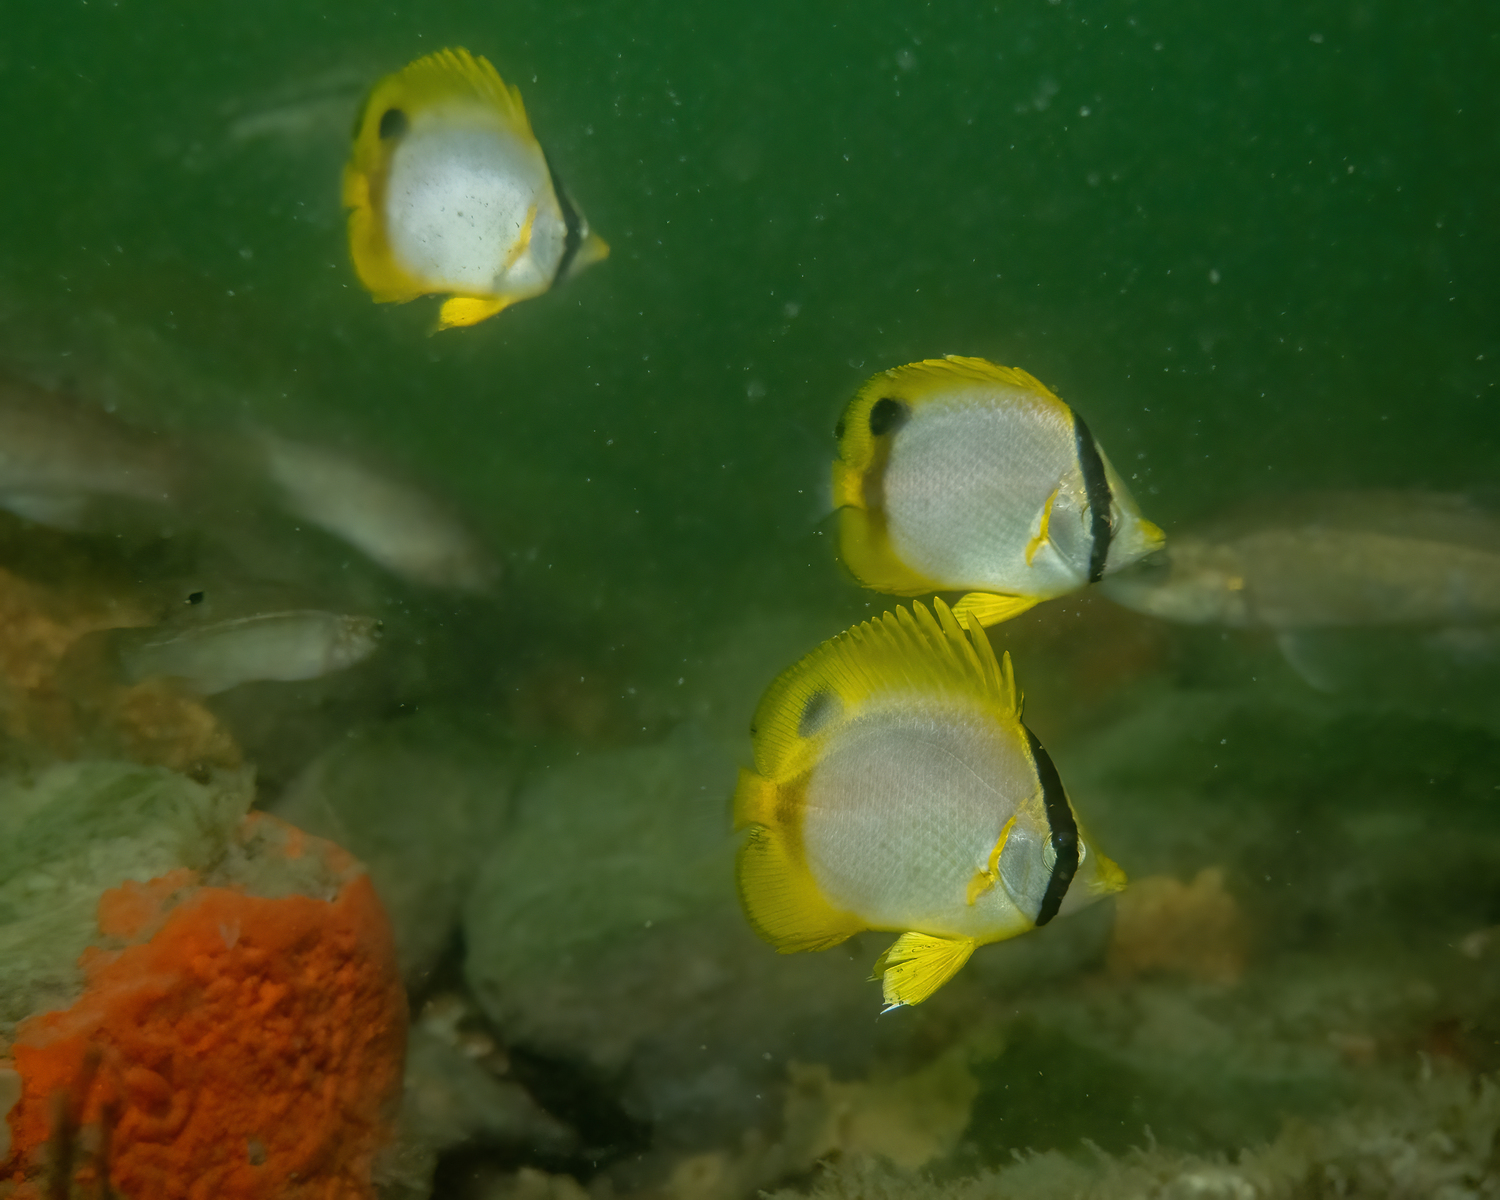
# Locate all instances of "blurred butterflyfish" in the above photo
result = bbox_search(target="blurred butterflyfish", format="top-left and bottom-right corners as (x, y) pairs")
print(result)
(831, 357), (1164, 625)
(733, 598), (1126, 1010)
(343, 47), (608, 329)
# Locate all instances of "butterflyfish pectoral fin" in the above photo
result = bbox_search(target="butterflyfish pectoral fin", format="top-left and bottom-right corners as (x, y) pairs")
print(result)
(500, 204), (538, 273)
(966, 816), (1017, 905)
(952, 592), (1041, 627)
(436, 295), (511, 330)
(1025, 487), (1061, 566)
(871, 932), (979, 1010)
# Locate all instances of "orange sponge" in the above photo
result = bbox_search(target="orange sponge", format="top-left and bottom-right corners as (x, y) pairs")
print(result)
(2, 814), (407, 1199)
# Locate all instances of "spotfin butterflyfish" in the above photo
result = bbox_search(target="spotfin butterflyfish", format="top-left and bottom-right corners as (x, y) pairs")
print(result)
(831, 356), (1165, 626)
(733, 598), (1126, 1010)
(343, 47), (608, 330)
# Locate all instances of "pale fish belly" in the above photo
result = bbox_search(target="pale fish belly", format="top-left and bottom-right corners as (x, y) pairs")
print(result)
(882, 401), (1089, 594)
(801, 703), (1036, 937)
(384, 125), (549, 292)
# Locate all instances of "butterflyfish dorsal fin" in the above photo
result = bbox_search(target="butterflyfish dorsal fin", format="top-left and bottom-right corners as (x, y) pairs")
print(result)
(952, 591), (1042, 628)
(386, 47), (533, 137)
(871, 931), (980, 1010)
(876, 355), (1063, 406)
(746, 599), (1019, 785)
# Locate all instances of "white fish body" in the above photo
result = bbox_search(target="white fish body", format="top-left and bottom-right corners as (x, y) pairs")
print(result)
(1103, 491), (1500, 629)
(261, 434), (497, 592)
(0, 379), (176, 527)
(118, 610), (381, 695)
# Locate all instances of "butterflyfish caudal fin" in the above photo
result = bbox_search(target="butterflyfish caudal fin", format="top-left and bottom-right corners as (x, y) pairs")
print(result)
(734, 772), (865, 953)
(872, 932), (980, 1010)
(952, 592), (1041, 627)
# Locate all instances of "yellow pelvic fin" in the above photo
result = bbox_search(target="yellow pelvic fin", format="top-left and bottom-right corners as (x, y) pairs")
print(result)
(1025, 487), (1060, 566)
(746, 599), (1018, 784)
(966, 816), (1017, 906)
(735, 819), (865, 954)
(952, 592), (1041, 628)
(871, 932), (980, 1009)
(436, 295), (512, 330)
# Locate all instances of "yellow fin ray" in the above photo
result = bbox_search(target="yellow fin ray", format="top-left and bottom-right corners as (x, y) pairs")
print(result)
(735, 817), (864, 954)
(871, 932), (979, 1009)
(437, 295), (512, 329)
(746, 599), (1017, 800)
(1025, 487), (1060, 566)
(388, 47), (533, 137)
(952, 592), (1041, 628)
(966, 816), (1017, 906)
(874, 355), (1063, 406)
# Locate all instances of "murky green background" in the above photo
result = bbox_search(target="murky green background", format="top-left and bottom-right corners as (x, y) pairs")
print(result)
(4, 0), (1496, 658)
(3, 2), (1500, 1188)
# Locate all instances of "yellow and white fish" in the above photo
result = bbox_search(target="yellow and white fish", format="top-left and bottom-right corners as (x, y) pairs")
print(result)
(343, 47), (608, 330)
(831, 357), (1165, 626)
(733, 599), (1126, 1010)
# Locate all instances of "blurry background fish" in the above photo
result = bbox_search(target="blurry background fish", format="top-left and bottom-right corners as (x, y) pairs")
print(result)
(1102, 490), (1500, 701)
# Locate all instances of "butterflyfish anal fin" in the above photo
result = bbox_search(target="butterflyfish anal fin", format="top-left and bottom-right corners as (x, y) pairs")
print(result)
(389, 47), (534, 138)
(436, 295), (511, 330)
(747, 598), (1018, 782)
(872, 932), (980, 1009)
(735, 821), (864, 954)
(953, 592), (1041, 628)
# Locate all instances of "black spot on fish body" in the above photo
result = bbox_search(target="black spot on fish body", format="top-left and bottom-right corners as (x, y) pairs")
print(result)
(797, 689), (842, 738)
(1072, 413), (1114, 584)
(834, 417), (846, 439)
(186, 591), (205, 606)
(378, 107), (408, 139)
(868, 397), (909, 437)
(1024, 724), (1079, 926)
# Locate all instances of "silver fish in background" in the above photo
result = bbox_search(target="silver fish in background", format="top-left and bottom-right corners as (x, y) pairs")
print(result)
(260, 434), (499, 593)
(0, 377), (178, 528)
(1102, 491), (1500, 688)
(114, 610), (382, 696)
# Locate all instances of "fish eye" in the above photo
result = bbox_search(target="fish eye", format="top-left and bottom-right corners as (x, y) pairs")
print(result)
(868, 397), (909, 437)
(833, 418), (846, 439)
(378, 107), (409, 139)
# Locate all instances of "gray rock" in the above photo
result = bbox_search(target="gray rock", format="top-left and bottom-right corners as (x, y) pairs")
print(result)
(276, 713), (520, 989)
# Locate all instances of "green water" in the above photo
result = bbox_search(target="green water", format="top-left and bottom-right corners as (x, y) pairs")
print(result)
(5, 1), (1497, 639)
(3, 2), (1500, 1192)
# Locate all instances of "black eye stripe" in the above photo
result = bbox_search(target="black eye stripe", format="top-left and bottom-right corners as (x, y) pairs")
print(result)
(378, 107), (408, 139)
(868, 397), (909, 437)
(1024, 724), (1079, 927)
(1073, 412), (1114, 584)
(544, 152), (584, 284)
